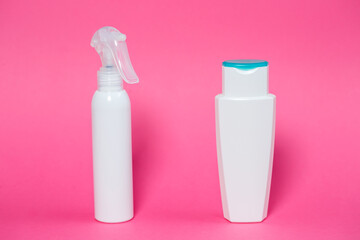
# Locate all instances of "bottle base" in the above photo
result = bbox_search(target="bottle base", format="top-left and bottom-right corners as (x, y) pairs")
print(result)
(95, 215), (134, 224)
(225, 217), (266, 224)
(224, 214), (268, 223)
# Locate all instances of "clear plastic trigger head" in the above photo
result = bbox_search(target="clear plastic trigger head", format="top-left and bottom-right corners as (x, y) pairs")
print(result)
(91, 26), (139, 84)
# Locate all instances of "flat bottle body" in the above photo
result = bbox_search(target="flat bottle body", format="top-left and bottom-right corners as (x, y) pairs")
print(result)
(215, 94), (276, 222)
(92, 89), (133, 223)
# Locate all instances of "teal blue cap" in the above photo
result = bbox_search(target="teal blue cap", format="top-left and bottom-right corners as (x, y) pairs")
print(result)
(222, 59), (268, 70)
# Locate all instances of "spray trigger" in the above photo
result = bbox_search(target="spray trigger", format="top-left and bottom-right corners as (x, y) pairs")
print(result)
(91, 26), (139, 84)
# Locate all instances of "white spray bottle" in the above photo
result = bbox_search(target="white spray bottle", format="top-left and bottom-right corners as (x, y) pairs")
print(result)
(91, 26), (139, 223)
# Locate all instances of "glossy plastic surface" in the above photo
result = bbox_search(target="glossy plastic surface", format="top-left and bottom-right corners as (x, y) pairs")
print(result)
(216, 94), (275, 222)
(92, 89), (134, 223)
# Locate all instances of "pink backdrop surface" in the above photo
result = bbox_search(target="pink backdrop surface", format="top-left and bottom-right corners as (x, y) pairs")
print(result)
(1, 0), (360, 239)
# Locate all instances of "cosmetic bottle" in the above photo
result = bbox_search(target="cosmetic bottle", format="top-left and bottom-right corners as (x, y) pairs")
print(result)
(91, 26), (139, 223)
(215, 60), (276, 222)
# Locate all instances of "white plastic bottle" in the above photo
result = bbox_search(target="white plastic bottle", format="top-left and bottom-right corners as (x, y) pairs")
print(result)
(215, 60), (276, 223)
(91, 27), (139, 223)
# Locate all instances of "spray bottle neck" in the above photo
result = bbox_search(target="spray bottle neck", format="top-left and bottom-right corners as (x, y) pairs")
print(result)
(97, 67), (123, 91)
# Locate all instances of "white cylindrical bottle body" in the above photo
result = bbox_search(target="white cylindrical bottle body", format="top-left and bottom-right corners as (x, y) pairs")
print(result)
(215, 94), (276, 222)
(92, 89), (133, 223)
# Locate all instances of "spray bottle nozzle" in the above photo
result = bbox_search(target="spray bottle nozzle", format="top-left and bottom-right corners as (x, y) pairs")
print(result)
(91, 26), (139, 84)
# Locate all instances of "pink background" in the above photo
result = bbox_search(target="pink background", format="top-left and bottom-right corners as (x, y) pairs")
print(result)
(1, 0), (359, 239)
